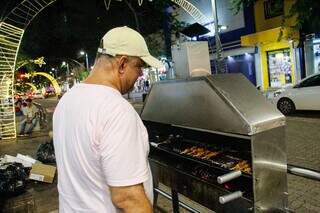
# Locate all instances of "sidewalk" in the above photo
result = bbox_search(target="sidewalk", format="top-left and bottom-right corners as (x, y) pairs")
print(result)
(0, 132), (58, 213)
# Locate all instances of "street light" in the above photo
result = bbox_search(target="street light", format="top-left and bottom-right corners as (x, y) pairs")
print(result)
(80, 50), (89, 71)
(51, 68), (57, 77)
(62, 61), (70, 76)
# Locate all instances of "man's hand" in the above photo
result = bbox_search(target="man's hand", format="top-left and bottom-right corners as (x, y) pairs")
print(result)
(110, 183), (152, 213)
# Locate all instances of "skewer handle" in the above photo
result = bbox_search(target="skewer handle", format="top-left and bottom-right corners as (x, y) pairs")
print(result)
(219, 191), (243, 204)
(217, 170), (242, 184)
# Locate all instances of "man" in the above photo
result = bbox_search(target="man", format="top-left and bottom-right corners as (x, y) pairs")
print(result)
(19, 98), (38, 136)
(53, 26), (163, 212)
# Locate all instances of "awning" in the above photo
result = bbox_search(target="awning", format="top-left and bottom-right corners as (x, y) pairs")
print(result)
(241, 27), (299, 46)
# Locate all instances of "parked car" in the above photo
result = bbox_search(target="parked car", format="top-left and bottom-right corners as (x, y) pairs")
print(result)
(271, 72), (320, 115)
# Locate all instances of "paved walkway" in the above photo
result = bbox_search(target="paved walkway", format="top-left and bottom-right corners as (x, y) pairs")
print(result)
(285, 112), (320, 213)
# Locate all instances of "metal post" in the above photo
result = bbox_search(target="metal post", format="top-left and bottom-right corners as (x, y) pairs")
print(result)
(154, 188), (200, 213)
(66, 63), (70, 76)
(171, 189), (180, 213)
(210, 0), (225, 74)
(85, 53), (89, 71)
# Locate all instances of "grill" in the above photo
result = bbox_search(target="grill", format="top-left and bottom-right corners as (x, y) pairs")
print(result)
(141, 74), (288, 213)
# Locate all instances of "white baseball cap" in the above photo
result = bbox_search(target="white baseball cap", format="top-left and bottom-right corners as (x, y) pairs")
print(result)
(98, 26), (163, 69)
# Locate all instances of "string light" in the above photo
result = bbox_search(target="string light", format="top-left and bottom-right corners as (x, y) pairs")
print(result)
(0, 0), (57, 139)
(103, 0), (209, 25)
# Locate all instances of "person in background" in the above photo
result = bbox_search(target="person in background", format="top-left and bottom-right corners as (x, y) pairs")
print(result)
(15, 100), (23, 116)
(145, 79), (150, 91)
(53, 26), (163, 213)
(19, 98), (39, 136)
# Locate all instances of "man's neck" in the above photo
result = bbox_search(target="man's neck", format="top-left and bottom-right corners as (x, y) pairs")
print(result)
(83, 72), (120, 92)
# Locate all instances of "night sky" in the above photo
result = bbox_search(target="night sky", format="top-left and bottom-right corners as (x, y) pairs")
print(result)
(1, 0), (167, 69)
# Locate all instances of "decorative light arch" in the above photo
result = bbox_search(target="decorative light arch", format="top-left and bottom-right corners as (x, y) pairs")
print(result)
(15, 82), (37, 93)
(32, 72), (61, 95)
(16, 72), (61, 95)
(0, 0), (56, 139)
(104, 0), (209, 25)
(170, 0), (209, 24)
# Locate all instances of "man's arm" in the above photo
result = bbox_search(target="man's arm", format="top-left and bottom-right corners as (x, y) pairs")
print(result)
(110, 183), (152, 213)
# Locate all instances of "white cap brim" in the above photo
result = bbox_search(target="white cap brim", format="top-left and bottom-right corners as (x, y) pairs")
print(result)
(141, 55), (164, 69)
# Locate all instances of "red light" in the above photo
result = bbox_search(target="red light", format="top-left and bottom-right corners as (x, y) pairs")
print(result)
(18, 74), (25, 79)
(224, 183), (232, 190)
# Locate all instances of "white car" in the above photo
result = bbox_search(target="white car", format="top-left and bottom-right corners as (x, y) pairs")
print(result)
(271, 72), (320, 115)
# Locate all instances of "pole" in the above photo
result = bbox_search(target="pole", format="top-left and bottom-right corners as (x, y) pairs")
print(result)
(66, 63), (70, 76)
(210, 0), (225, 74)
(85, 53), (89, 71)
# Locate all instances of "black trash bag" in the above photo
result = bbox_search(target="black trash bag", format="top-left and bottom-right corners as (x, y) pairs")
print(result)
(0, 162), (28, 197)
(36, 141), (55, 163)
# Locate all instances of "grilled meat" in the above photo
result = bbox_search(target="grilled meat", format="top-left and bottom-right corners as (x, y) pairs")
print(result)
(201, 151), (220, 160)
(232, 160), (251, 174)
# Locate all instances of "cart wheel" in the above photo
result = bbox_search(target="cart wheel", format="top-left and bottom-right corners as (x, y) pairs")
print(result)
(277, 98), (295, 115)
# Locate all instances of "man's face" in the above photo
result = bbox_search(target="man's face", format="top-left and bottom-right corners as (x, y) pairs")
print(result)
(118, 56), (145, 94)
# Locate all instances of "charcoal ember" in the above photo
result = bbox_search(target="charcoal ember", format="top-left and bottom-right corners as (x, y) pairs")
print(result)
(192, 167), (216, 182)
(0, 162), (28, 197)
(36, 141), (55, 163)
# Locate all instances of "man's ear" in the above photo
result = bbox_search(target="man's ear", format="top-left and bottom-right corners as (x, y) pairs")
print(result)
(118, 56), (129, 73)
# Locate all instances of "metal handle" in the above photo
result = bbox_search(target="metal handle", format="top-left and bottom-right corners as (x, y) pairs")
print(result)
(287, 165), (320, 181)
(219, 191), (243, 204)
(217, 170), (242, 184)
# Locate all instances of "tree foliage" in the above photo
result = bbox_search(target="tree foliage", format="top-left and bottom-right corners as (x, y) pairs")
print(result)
(105, 0), (187, 57)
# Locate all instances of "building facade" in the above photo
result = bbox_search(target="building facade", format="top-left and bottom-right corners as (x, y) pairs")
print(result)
(241, 0), (301, 90)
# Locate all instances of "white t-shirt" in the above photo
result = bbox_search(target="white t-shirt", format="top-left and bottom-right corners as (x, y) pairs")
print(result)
(53, 83), (153, 213)
(22, 105), (38, 119)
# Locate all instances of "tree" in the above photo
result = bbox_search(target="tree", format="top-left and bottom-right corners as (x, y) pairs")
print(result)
(230, 0), (320, 35)
(103, 0), (187, 58)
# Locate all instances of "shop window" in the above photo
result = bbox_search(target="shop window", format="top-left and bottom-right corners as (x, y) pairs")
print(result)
(313, 42), (320, 73)
(304, 37), (320, 76)
(264, 0), (284, 19)
(267, 49), (293, 88)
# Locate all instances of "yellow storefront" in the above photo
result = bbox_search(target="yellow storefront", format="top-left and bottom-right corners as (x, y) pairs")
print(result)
(241, 0), (299, 90)
(241, 27), (299, 90)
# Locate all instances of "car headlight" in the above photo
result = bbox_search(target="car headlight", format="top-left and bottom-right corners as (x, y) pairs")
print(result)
(273, 91), (282, 98)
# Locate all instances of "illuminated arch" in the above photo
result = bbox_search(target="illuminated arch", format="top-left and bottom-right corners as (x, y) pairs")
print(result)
(0, 0), (56, 139)
(171, 0), (209, 24)
(25, 82), (37, 91)
(15, 82), (38, 92)
(104, 0), (209, 24)
(32, 72), (61, 95)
